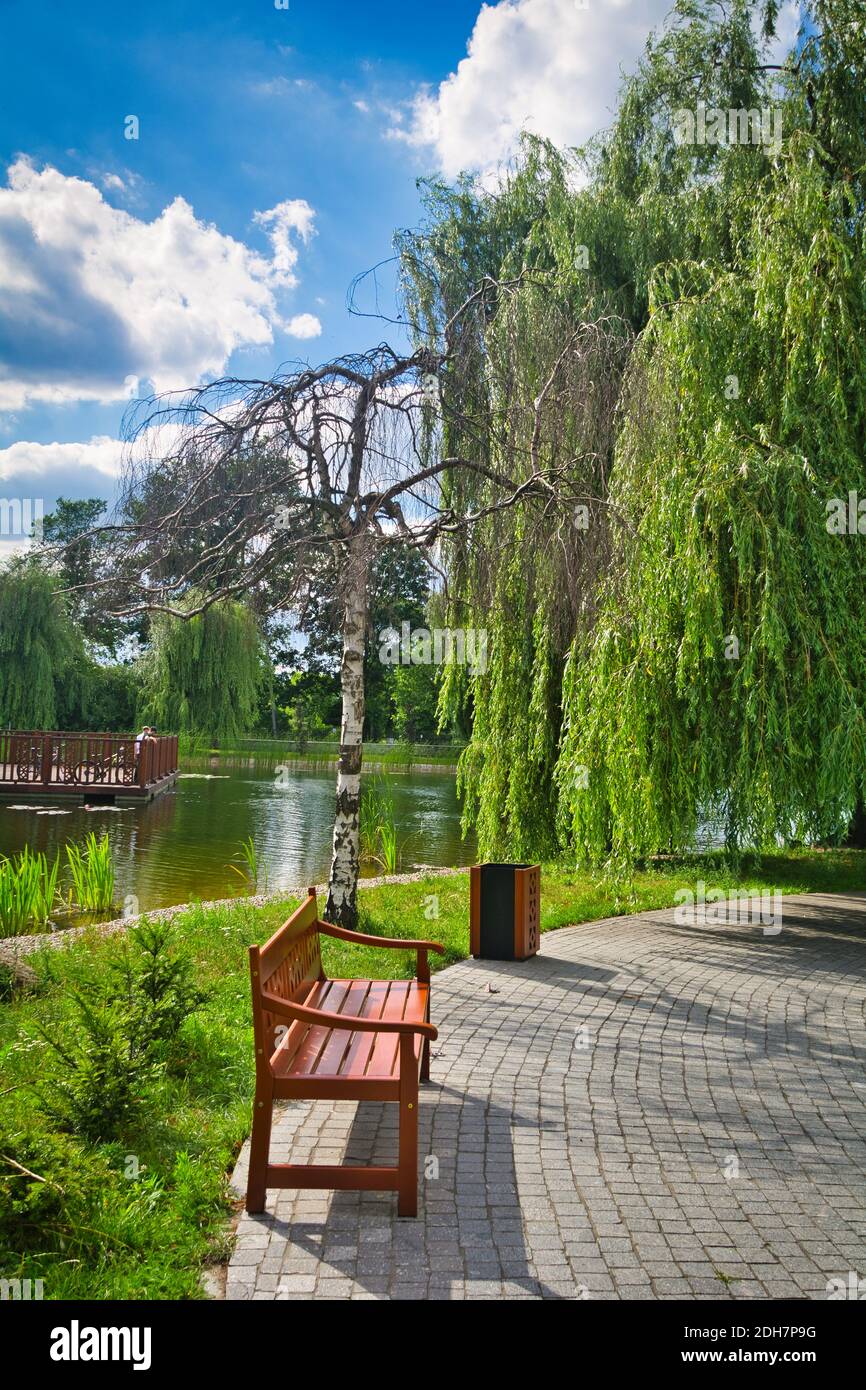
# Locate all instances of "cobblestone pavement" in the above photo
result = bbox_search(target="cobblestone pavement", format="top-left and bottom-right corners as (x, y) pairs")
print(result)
(226, 892), (866, 1301)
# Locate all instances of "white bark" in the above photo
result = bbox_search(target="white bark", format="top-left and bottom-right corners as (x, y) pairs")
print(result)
(326, 539), (368, 929)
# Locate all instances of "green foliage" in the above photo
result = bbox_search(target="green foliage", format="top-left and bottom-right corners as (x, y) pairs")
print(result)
(0, 848), (60, 937)
(0, 562), (87, 728)
(37, 991), (154, 1142)
(402, 0), (866, 867)
(81, 662), (139, 733)
(65, 834), (115, 913)
(108, 919), (209, 1055)
(36, 919), (206, 1142)
(360, 774), (404, 871)
(390, 661), (441, 744)
(559, 127), (866, 864)
(139, 594), (266, 740)
(269, 544), (439, 743)
(37, 497), (128, 654)
(278, 671), (337, 745)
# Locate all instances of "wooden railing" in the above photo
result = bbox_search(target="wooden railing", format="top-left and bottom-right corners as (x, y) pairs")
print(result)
(0, 731), (179, 791)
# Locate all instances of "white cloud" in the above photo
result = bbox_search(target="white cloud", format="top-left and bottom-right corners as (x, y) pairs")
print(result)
(0, 159), (321, 411)
(763, 2), (802, 71)
(253, 198), (316, 286)
(252, 76), (316, 97)
(0, 436), (124, 557)
(0, 435), (124, 481)
(391, 0), (672, 177)
(391, 0), (801, 179)
(284, 312), (323, 339)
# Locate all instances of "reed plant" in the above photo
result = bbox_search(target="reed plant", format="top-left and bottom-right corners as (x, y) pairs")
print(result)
(65, 833), (116, 913)
(360, 775), (406, 873)
(0, 846), (60, 936)
(227, 835), (267, 894)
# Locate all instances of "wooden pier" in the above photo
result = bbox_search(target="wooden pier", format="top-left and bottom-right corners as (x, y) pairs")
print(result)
(0, 731), (179, 804)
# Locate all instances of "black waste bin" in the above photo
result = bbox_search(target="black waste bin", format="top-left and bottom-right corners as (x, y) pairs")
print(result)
(469, 862), (540, 961)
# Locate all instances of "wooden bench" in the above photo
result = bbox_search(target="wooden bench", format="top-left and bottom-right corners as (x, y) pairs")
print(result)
(247, 887), (445, 1217)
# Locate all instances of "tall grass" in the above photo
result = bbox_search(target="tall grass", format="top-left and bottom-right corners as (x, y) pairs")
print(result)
(65, 833), (116, 913)
(360, 775), (406, 873)
(227, 835), (267, 894)
(0, 847), (60, 937)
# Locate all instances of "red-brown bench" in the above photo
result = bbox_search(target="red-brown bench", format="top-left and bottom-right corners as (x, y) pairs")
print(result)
(247, 887), (445, 1217)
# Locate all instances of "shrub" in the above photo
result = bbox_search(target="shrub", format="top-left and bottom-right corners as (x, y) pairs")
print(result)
(36, 991), (154, 1143)
(111, 919), (208, 1054)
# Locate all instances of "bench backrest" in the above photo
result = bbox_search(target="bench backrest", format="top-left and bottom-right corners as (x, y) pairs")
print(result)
(249, 889), (325, 1069)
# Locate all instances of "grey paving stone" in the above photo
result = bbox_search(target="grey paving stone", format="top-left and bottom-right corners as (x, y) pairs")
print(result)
(224, 891), (866, 1304)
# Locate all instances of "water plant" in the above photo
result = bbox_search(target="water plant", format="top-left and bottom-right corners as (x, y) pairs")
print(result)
(65, 833), (116, 913)
(0, 847), (60, 937)
(360, 775), (406, 873)
(227, 835), (266, 894)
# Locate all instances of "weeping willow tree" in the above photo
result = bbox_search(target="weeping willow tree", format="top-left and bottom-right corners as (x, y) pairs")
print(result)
(560, 164), (866, 861)
(0, 562), (87, 728)
(401, 0), (866, 864)
(436, 296), (630, 861)
(139, 595), (266, 740)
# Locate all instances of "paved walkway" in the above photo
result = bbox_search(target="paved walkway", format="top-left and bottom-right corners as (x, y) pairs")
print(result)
(226, 892), (866, 1300)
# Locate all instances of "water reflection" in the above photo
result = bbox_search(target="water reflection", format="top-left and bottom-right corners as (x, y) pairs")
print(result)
(0, 759), (473, 914)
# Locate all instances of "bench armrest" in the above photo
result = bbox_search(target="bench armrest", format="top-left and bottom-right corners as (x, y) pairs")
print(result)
(317, 921), (445, 954)
(260, 989), (438, 1041)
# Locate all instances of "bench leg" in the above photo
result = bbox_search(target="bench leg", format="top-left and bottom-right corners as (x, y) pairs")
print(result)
(246, 1090), (273, 1214)
(420, 1035), (431, 1083)
(397, 1034), (419, 1217)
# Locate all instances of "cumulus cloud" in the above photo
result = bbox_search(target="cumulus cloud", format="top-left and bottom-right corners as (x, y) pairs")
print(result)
(284, 312), (323, 339)
(763, 1), (802, 69)
(0, 159), (321, 411)
(0, 435), (124, 482)
(390, 0), (670, 177)
(0, 436), (125, 555)
(253, 198), (316, 286)
(391, 0), (800, 179)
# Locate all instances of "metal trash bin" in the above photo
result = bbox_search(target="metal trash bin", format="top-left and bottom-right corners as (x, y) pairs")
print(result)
(470, 862), (540, 961)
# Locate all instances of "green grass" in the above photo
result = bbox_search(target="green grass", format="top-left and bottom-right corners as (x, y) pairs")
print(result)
(1, 845), (864, 1300)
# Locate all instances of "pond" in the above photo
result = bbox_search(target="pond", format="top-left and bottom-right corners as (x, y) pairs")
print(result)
(0, 757), (475, 916)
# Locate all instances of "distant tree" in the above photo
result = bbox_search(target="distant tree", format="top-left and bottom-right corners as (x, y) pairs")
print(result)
(138, 596), (266, 740)
(38, 498), (126, 653)
(391, 662), (440, 745)
(0, 562), (87, 728)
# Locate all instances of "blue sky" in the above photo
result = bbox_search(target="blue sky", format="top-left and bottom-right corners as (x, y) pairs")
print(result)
(0, 0), (801, 532)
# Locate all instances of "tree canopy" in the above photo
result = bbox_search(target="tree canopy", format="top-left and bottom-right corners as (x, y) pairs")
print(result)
(399, 0), (866, 865)
(138, 596), (266, 740)
(0, 563), (87, 729)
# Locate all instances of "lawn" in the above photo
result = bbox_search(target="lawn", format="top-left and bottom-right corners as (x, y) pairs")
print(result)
(1, 847), (864, 1300)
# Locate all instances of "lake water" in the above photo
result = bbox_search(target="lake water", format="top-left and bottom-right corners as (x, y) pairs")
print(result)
(0, 757), (475, 915)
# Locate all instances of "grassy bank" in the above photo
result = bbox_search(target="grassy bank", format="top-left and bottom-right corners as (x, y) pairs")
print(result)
(1, 847), (864, 1300)
(180, 736), (464, 768)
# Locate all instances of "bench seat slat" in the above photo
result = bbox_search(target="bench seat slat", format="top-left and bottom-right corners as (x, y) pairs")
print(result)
(311, 979), (381, 1077)
(363, 981), (417, 1079)
(281, 979), (355, 1075)
(272, 977), (338, 1069)
(275, 979), (429, 1082)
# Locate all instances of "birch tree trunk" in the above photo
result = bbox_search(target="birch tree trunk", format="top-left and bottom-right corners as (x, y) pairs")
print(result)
(325, 538), (368, 929)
